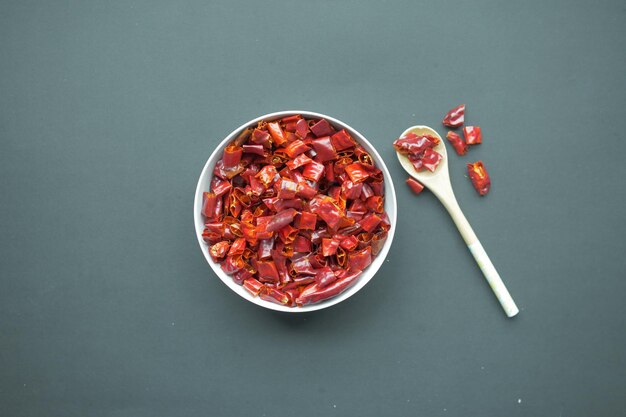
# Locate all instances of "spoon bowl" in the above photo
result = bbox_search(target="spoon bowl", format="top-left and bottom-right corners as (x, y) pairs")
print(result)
(396, 126), (452, 201)
(396, 125), (519, 318)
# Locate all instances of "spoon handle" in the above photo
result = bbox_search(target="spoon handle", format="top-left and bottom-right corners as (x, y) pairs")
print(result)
(440, 194), (519, 318)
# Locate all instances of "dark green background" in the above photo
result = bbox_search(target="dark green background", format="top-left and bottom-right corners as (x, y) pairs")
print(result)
(2, 1), (625, 416)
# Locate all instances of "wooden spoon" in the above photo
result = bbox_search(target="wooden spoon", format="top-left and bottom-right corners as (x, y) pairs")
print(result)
(396, 125), (519, 317)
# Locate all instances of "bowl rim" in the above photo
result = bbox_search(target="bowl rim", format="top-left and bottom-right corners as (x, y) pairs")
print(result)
(194, 110), (397, 313)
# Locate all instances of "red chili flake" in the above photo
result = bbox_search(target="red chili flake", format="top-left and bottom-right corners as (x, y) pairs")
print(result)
(201, 115), (390, 307)
(405, 178), (424, 195)
(442, 104), (465, 127)
(463, 126), (482, 145)
(446, 131), (468, 156)
(467, 161), (491, 195)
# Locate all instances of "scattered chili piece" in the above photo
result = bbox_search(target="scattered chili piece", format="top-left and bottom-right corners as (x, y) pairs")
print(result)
(201, 115), (389, 306)
(442, 104), (465, 127)
(463, 126), (482, 145)
(446, 131), (468, 156)
(405, 178), (424, 195)
(467, 161), (491, 196)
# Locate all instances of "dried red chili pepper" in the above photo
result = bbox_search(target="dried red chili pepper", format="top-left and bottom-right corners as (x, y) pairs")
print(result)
(284, 140), (310, 158)
(330, 129), (356, 151)
(302, 160), (325, 182)
(295, 270), (362, 306)
(222, 145), (243, 169)
(259, 287), (289, 305)
(405, 178), (424, 195)
(310, 118), (334, 137)
(416, 148), (442, 172)
(446, 131), (467, 156)
(267, 121), (287, 147)
(467, 161), (491, 195)
(344, 163), (370, 183)
(201, 115), (390, 307)
(393, 132), (443, 173)
(243, 278), (263, 296)
(322, 238), (340, 256)
(442, 104), (465, 127)
(463, 126), (482, 145)
(311, 136), (336, 162)
(209, 241), (230, 261)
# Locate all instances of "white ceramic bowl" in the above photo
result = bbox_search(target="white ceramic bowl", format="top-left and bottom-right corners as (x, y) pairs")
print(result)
(194, 111), (397, 312)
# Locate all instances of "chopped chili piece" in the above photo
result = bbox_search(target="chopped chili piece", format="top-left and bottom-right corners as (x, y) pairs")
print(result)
(257, 260), (280, 282)
(315, 266), (338, 288)
(259, 287), (289, 305)
(222, 145), (243, 169)
(200, 115), (390, 307)
(415, 148), (442, 172)
(405, 178), (424, 195)
(295, 271), (362, 306)
(284, 140), (310, 158)
(344, 163), (370, 183)
(209, 241), (230, 261)
(348, 246), (372, 272)
(467, 161), (491, 195)
(256, 165), (278, 187)
(393, 133), (438, 155)
(302, 160), (325, 182)
(295, 118), (310, 139)
(202, 192), (218, 218)
(251, 129), (271, 146)
(294, 211), (317, 230)
(293, 235), (312, 253)
(286, 153), (312, 170)
(266, 208), (298, 232)
(463, 126), (482, 145)
(322, 238), (340, 257)
(243, 278), (264, 296)
(267, 121), (287, 146)
(446, 131), (467, 155)
(360, 213), (382, 233)
(276, 178), (298, 199)
(242, 144), (265, 156)
(393, 132), (443, 173)
(365, 196), (384, 213)
(311, 136), (337, 162)
(227, 238), (246, 257)
(340, 235), (359, 251)
(442, 104), (465, 127)
(310, 118), (334, 137)
(330, 129), (356, 151)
